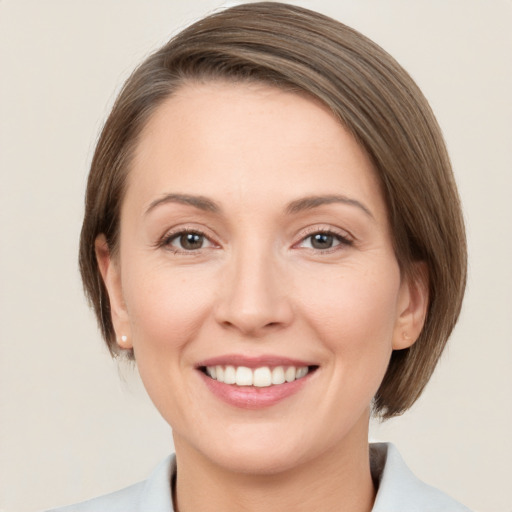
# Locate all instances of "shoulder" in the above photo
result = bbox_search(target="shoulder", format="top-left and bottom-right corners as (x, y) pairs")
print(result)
(44, 455), (176, 512)
(46, 447), (473, 512)
(46, 481), (146, 512)
(371, 443), (473, 512)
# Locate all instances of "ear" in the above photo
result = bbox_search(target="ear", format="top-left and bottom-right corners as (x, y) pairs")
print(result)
(392, 262), (429, 350)
(95, 234), (133, 350)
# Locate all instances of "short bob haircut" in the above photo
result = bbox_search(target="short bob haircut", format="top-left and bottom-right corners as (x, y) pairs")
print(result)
(79, 2), (466, 419)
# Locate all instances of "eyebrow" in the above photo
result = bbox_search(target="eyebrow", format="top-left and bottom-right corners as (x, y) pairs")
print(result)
(285, 195), (374, 219)
(144, 192), (373, 219)
(144, 193), (221, 215)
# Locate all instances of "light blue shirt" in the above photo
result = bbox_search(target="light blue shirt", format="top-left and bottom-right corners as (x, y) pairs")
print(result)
(47, 443), (472, 511)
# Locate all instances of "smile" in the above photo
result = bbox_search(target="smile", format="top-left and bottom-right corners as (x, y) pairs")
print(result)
(197, 356), (319, 408)
(203, 365), (313, 387)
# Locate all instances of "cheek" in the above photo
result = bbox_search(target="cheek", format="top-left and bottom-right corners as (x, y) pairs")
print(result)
(298, 262), (400, 367)
(123, 265), (214, 357)
(121, 265), (216, 424)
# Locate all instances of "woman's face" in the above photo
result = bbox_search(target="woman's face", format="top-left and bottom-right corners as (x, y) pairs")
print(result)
(98, 82), (425, 474)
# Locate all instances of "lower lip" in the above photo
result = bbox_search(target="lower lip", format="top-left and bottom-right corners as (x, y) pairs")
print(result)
(199, 370), (313, 409)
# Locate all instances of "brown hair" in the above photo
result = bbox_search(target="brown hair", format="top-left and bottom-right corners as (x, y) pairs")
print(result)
(79, 1), (466, 418)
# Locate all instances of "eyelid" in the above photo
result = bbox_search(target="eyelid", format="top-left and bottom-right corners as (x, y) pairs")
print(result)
(156, 224), (221, 252)
(293, 225), (354, 250)
(296, 224), (354, 242)
(155, 223), (353, 253)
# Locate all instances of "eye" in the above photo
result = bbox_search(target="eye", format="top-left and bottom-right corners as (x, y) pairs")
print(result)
(298, 230), (352, 251)
(164, 230), (214, 252)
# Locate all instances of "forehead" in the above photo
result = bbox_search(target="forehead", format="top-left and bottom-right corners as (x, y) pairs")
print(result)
(125, 81), (385, 219)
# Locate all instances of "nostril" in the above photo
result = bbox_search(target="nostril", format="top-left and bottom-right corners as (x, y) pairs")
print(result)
(214, 294), (294, 336)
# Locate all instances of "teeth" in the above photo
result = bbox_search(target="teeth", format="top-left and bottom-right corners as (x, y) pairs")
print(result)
(285, 366), (296, 382)
(253, 367), (272, 387)
(205, 365), (311, 386)
(236, 366), (253, 386)
(296, 367), (308, 379)
(271, 366), (285, 385)
(224, 365), (236, 384)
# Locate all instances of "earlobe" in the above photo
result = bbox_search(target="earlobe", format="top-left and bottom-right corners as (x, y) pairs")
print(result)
(95, 235), (133, 349)
(392, 262), (429, 350)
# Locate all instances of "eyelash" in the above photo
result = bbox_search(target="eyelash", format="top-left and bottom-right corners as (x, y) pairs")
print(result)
(158, 228), (217, 254)
(157, 227), (353, 254)
(295, 227), (353, 253)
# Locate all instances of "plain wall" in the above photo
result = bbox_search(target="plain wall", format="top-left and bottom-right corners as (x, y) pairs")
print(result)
(1, 1), (511, 511)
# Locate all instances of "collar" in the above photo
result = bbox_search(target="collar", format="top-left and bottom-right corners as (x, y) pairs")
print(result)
(139, 443), (471, 511)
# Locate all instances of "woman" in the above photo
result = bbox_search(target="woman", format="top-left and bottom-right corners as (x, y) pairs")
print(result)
(50, 2), (469, 511)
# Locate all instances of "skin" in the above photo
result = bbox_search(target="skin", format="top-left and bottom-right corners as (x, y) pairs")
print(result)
(96, 82), (428, 512)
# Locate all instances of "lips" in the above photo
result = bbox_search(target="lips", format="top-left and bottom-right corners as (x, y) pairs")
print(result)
(196, 355), (318, 409)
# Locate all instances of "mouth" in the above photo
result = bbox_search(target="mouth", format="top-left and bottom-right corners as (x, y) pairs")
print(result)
(196, 355), (319, 408)
(199, 364), (319, 387)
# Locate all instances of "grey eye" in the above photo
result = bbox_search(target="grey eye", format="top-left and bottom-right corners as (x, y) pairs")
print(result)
(298, 231), (351, 251)
(310, 233), (335, 249)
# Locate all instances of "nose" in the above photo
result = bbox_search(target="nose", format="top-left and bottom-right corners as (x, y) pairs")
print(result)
(214, 246), (294, 338)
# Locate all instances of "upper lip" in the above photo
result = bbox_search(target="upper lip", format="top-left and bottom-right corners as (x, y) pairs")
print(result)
(196, 354), (317, 369)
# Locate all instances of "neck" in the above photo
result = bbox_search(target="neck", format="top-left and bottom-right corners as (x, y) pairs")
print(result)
(172, 420), (375, 512)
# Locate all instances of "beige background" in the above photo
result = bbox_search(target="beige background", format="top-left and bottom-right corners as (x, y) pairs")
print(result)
(1, 1), (511, 511)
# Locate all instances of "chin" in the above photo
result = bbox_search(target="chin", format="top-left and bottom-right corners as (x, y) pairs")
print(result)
(210, 444), (307, 476)
(174, 423), (312, 476)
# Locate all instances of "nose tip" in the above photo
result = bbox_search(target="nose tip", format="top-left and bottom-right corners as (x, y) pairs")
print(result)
(214, 259), (294, 337)
(218, 302), (291, 337)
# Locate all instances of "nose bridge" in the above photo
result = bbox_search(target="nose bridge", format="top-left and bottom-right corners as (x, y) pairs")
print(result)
(215, 237), (292, 336)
